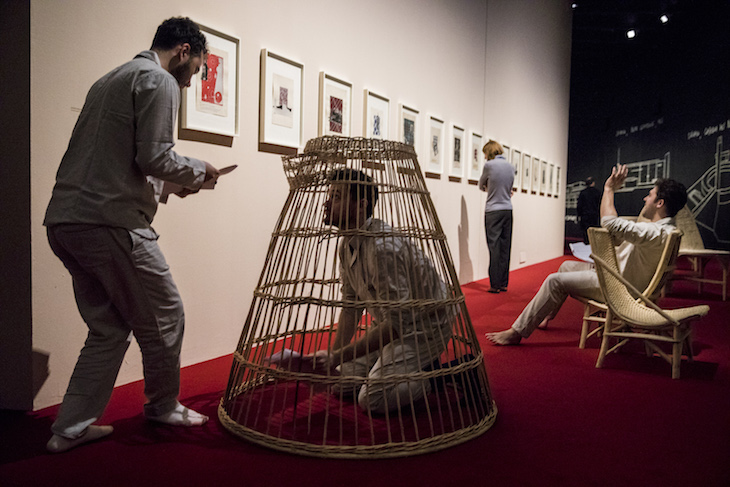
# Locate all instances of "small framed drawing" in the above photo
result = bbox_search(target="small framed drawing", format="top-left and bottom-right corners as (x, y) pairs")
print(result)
(318, 72), (351, 137)
(468, 132), (483, 183)
(506, 145), (520, 191)
(531, 156), (540, 194)
(540, 159), (548, 195)
(450, 125), (465, 180)
(554, 166), (561, 197)
(259, 49), (303, 153)
(364, 90), (390, 139)
(425, 116), (444, 177)
(520, 151), (529, 192)
(181, 25), (239, 137)
(398, 104), (418, 148)
(547, 163), (555, 196)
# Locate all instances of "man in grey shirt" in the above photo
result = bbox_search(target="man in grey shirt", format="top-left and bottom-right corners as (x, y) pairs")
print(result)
(44, 17), (220, 453)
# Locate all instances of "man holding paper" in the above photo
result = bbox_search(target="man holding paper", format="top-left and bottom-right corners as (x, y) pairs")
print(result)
(43, 17), (223, 453)
(486, 165), (687, 345)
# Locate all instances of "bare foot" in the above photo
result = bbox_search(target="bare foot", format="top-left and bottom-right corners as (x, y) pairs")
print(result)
(486, 328), (522, 345)
(146, 402), (208, 426)
(47, 425), (113, 453)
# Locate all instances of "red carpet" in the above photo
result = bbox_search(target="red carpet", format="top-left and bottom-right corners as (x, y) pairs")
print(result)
(2, 256), (729, 487)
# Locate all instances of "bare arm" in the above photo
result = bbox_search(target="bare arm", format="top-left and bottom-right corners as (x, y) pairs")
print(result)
(600, 164), (628, 219)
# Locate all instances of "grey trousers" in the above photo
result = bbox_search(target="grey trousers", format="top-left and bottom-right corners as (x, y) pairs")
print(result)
(512, 260), (603, 338)
(47, 225), (185, 439)
(484, 210), (513, 289)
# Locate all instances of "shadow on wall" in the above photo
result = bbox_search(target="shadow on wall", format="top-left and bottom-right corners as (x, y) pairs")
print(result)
(33, 349), (49, 400)
(458, 196), (474, 284)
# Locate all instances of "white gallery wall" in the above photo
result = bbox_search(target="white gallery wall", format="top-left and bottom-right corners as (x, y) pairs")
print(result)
(29, 0), (572, 409)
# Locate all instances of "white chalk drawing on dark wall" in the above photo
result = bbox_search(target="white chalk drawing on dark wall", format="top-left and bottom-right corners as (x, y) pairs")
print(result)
(564, 136), (730, 245)
(614, 151), (670, 193)
(686, 136), (730, 244)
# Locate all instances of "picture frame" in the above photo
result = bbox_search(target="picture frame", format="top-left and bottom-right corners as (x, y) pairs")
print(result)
(554, 166), (561, 197)
(506, 145), (520, 191)
(468, 132), (483, 183)
(318, 72), (352, 137)
(425, 116), (445, 176)
(259, 49), (304, 154)
(398, 104), (418, 148)
(531, 156), (540, 194)
(363, 90), (390, 139)
(519, 151), (529, 192)
(548, 163), (555, 196)
(450, 125), (465, 180)
(181, 25), (239, 137)
(540, 159), (548, 195)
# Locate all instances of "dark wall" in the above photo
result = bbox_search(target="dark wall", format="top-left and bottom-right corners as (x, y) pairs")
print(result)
(0, 0), (33, 409)
(566, 0), (730, 250)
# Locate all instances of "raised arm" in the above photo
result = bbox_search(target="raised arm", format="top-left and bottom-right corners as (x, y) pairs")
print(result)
(600, 164), (628, 219)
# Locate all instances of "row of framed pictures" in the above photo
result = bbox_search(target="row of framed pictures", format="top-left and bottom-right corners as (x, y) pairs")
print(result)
(177, 26), (561, 197)
(502, 145), (561, 197)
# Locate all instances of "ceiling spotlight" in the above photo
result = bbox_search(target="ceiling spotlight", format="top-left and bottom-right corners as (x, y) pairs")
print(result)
(660, 14), (669, 23)
(626, 29), (636, 39)
(571, 3), (578, 8)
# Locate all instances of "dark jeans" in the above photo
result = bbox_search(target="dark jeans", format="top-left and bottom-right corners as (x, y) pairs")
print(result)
(484, 210), (513, 289)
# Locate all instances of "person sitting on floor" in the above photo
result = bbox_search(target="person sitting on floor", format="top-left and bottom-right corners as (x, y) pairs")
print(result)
(486, 164), (687, 345)
(308, 168), (454, 413)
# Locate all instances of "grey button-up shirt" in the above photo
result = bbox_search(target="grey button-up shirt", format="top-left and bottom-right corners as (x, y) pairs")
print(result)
(338, 218), (454, 361)
(44, 50), (206, 236)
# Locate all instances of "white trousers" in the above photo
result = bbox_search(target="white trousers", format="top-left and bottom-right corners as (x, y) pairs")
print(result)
(47, 225), (185, 439)
(512, 260), (603, 338)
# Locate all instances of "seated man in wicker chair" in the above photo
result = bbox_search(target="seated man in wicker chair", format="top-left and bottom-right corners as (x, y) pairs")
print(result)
(309, 168), (453, 413)
(487, 164), (687, 345)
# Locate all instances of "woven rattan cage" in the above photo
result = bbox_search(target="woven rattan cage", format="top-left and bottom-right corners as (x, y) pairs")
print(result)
(219, 136), (497, 458)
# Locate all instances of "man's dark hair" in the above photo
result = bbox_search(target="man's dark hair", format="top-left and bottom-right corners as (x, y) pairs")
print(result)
(151, 17), (207, 56)
(585, 176), (594, 186)
(327, 168), (379, 218)
(655, 178), (687, 217)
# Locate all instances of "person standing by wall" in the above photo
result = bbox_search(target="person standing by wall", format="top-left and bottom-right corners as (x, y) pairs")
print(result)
(478, 140), (514, 293)
(577, 176), (601, 244)
(43, 17), (221, 453)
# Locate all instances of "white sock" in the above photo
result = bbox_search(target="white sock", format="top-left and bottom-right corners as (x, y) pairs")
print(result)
(146, 402), (208, 426)
(46, 425), (113, 453)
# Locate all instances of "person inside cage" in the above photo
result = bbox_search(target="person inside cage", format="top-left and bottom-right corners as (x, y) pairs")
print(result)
(306, 167), (454, 414)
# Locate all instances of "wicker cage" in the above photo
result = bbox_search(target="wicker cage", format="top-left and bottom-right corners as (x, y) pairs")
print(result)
(219, 136), (497, 458)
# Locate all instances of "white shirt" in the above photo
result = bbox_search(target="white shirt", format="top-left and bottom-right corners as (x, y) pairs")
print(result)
(602, 215), (677, 292)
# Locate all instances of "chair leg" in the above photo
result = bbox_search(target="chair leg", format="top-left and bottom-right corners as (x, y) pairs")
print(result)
(579, 304), (590, 349)
(596, 311), (612, 369)
(672, 327), (683, 379)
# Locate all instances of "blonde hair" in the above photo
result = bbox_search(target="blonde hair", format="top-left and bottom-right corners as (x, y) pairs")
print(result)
(482, 140), (504, 161)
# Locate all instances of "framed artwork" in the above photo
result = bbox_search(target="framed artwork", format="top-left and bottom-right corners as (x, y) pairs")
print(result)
(450, 125), (465, 179)
(506, 145), (521, 191)
(555, 166), (561, 197)
(520, 151), (530, 192)
(398, 104), (418, 148)
(363, 90), (389, 139)
(318, 72), (351, 137)
(468, 132), (483, 182)
(181, 25), (239, 137)
(259, 49), (304, 152)
(548, 163), (555, 196)
(531, 156), (540, 193)
(540, 159), (548, 195)
(426, 116), (445, 175)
